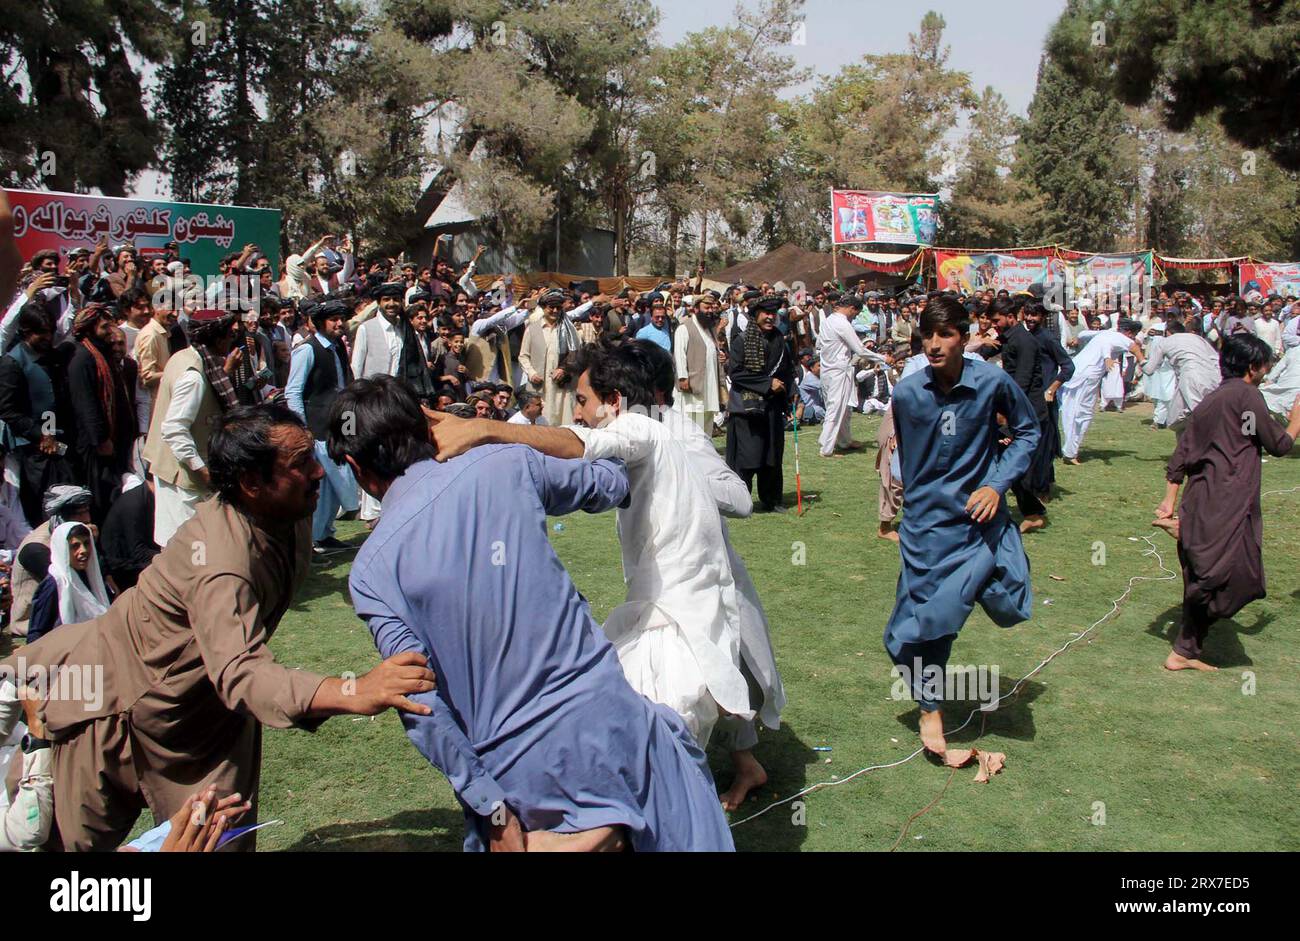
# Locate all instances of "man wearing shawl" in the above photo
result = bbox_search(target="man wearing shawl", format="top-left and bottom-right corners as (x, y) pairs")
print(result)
(67, 304), (136, 523)
(726, 295), (796, 512)
(141, 308), (241, 546)
(887, 296), (1039, 756)
(519, 290), (578, 426)
(1155, 335), (1300, 672)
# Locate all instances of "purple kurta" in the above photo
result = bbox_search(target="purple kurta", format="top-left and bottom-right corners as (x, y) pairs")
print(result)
(1168, 378), (1295, 619)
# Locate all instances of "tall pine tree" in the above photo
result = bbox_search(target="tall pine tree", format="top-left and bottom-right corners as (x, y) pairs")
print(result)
(1016, 52), (1135, 250)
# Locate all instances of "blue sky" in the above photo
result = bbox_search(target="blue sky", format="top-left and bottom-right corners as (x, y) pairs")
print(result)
(652, 0), (1066, 115)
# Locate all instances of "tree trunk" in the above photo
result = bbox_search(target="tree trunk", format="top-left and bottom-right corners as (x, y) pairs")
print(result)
(666, 206), (680, 277)
(698, 211), (708, 268)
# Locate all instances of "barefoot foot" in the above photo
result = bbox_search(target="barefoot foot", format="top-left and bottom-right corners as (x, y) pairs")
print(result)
(918, 709), (947, 756)
(1019, 514), (1046, 534)
(877, 525), (900, 542)
(720, 750), (768, 811)
(1164, 651), (1218, 672)
(1151, 516), (1180, 540)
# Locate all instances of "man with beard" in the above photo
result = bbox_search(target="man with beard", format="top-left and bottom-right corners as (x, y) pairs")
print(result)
(673, 291), (723, 435)
(519, 290), (578, 426)
(726, 295), (795, 512)
(141, 308), (242, 546)
(2, 403), (435, 850)
(67, 304), (136, 523)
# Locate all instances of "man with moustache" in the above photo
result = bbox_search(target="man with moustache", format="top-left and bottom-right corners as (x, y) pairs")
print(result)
(2, 403), (434, 850)
(673, 291), (723, 434)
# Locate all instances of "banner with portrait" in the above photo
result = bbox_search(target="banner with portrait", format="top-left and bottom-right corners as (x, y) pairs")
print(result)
(933, 250), (1064, 295)
(831, 190), (939, 246)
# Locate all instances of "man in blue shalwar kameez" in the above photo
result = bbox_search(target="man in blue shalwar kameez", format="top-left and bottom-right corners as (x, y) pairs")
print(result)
(327, 375), (733, 852)
(887, 295), (1041, 756)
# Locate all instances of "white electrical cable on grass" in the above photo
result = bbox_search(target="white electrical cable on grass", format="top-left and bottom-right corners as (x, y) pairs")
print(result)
(732, 483), (1300, 830)
(731, 534), (1178, 829)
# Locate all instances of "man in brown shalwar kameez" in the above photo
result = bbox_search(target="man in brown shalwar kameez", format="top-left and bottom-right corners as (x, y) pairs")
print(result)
(2, 403), (435, 850)
(1155, 335), (1300, 672)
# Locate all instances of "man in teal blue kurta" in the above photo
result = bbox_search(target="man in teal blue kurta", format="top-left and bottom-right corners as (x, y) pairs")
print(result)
(887, 295), (1040, 756)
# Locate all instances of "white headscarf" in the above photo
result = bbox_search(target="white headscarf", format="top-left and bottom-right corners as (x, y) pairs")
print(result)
(49, 521), (110, 627)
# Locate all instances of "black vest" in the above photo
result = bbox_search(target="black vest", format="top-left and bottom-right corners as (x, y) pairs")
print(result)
(303, 335), (353, 439)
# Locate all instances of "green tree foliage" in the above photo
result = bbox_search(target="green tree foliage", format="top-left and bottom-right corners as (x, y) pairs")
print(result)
(941, 86), (1038, 247)
(1015, 50), (1135, 250)
(1047, 0), (1300, 173)
(0, 0), (177, 194)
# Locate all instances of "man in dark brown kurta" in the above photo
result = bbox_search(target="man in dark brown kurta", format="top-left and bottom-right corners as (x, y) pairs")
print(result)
(2, 403), (435, 850)
(1156, 335), (1300, 671)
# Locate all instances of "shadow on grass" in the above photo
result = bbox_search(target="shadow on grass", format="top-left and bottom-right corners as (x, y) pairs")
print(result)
(1143, 603), (1264, 668)
(291, 563), (356, 610)
(892, 677), (1048, 745)
(712, 722), (815, 852)
(1073, 448), (1137, 465)
(284, 808), (467, 852)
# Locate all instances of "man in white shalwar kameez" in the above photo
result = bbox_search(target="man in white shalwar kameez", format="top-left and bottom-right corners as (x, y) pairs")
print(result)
(1058, 321), (1142, 463)
(672, 294), (722, 435)
(1260, 336), (1300, 418)
(816, 295), (887, 457)
(427, 342), (753, 749)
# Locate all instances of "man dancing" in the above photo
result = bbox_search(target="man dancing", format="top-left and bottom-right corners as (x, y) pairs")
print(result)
(815, 295), (887, 456)
(3, 404), (433, 850)
(1155, 335), (1300, 671)
(887, 296), (1039, 755)
(427, 341), (752, 749)
(332, 376), (734, 850)
(1058, 319), (1143, 464)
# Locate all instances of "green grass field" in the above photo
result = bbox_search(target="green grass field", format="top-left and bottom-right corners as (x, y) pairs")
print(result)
(241, 405), (1300, 851)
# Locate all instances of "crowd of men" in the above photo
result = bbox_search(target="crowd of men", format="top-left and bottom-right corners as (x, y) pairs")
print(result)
(1, 180), (1297, 850)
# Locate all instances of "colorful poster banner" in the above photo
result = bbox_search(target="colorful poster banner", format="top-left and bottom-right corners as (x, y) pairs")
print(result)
(1239, 262), (1300, 299)
(831, 190), (939, 246)
(934, 250), (1064, 295)
(1065, 252), (1152, 308)
(5, 188), (282, 279)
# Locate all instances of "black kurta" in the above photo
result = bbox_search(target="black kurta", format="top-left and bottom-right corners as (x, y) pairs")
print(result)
(725, 325), (794, 473)
(1168, 378), (1294, 620)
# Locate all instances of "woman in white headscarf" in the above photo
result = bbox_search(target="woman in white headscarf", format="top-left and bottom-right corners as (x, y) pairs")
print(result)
(24, 521), (110, 644)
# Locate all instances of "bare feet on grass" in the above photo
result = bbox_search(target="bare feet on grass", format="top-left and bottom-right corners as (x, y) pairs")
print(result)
(918, 709), (947, 756)
(877, 523), (900, 542)
(1164, 651), (1217, 672)
(720, 749), (768, 811)
(1151, 516), (1180, 540)
(1019, 514), (1045, 534)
